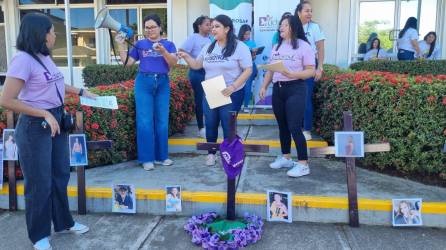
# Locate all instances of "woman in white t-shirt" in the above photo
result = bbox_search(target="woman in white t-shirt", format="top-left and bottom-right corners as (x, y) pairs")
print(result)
(295, 1), (325, 141)
(364, 38), (388, 61)
(397, 17), (421, 60)
(178, 15), (252, 166)
(418, 32), (441, 60)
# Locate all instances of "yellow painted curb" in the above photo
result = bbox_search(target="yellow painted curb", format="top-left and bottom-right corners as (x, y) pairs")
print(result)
(168, 138), (328, 148)
(2, 184), (445, 214)
(237, 114), (275, 120)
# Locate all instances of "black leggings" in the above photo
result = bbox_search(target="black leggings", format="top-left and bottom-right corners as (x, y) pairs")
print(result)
(272, 80), (308, 161)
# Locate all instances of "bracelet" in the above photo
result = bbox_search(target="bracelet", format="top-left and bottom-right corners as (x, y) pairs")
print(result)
(78, 88), (84, 96)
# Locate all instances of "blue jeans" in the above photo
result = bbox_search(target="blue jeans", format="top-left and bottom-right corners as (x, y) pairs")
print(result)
(15, 106), (75, 244)
(203, 88), (244, 154)
(303, 77), (315, 131)
(243, 62), (258, 107)
(135, 73), (170, 163)
(397, 49), (415, 61)
(188, 69), (205, 129)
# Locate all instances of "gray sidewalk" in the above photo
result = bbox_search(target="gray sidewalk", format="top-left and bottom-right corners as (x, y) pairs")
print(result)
(1, 211), (445, 250)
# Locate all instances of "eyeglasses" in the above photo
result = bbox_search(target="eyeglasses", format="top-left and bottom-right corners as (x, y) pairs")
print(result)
(144, 26), (159, 31)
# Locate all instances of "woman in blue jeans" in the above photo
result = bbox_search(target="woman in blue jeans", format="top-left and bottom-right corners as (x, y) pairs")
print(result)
(179, 15), (252, 166)
(180, 16), (212, 137)
(116, 14), (178, 171)
(397, 17), (421, 61)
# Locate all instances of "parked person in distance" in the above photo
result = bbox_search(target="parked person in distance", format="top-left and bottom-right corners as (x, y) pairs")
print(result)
(418, 31), (441, 60)
(397, 17), (421, 60)
(364, 38), (388, 61)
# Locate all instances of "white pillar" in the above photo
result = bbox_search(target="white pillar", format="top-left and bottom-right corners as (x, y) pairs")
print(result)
(64, 0), (74, 86)
(95, 0), (110, 64)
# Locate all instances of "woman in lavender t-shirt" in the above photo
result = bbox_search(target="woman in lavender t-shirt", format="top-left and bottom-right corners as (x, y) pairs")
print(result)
(178, 15), (252, 166)
(259, 15), (315, 178)
(180, 15), (212, 138)
(0, 13), (95, 250)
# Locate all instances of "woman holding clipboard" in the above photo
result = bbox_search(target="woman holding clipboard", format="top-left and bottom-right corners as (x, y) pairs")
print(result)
(178, 15), (252, 166)
(259, 15), (315, 178)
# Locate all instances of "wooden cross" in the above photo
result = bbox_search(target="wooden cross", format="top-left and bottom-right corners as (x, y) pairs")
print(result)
(5, 111), (113, 215)
(309, 111), (391, 227)
(196, 111), (269, 220)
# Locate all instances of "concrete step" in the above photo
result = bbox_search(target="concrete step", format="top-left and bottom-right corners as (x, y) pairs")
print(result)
(169, 125), (328, 155)
(188, 113), (277, 126)
(2, 155), (446, 228)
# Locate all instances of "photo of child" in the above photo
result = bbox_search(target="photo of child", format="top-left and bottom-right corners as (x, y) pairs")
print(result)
(392, 198), (422, 227)
(335, 131), (365, 157)
(3, 129), (18, 161)
(166, 186), (182, 212)
(0, 143), (3, 190)
(267, 191), (292, 223)
(112, 184), (136, 214)
(69, 134), (88, 166)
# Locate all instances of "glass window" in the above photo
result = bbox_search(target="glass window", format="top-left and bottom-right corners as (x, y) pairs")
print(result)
(19, 0), (55, 4)
(142, 8), (168, 38)
(107, 0), (166, 4)
(399, 0), (419, 29)
(20, 8), (96, 67)
(0, 6), (4, 23)
(419, 0), (437, 38)
(0, 26), (6, 73)
(357, 1), (395, 57)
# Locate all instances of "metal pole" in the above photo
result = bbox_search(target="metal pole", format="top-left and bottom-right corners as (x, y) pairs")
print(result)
(227, 111), (237, 220)
(64, 0), (74, 86)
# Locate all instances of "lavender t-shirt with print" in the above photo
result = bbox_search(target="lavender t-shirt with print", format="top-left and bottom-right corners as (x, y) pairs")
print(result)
(197, 41), (252, 90)
(6, 51), (65, 109)
(180, 33), (211, 59)
(129, 39), (176, 74)
(271, 39), (315, 83)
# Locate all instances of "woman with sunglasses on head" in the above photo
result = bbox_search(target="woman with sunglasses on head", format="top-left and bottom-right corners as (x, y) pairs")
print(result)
(115, 13), (178, 171)
(180, 15), (212, 138)
(178, 14), (252, 166)
(0, 13), (96, 250)
(259, 15), (315, 178)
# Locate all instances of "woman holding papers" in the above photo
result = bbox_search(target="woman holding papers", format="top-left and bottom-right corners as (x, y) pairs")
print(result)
(259, 15), (315, 178)
(178, 14), (252, 166)
(115, 14), (178, 171)
(238, 24), (258, 112)
(180, 16), (212, 138)
(0, 13), (94, 250)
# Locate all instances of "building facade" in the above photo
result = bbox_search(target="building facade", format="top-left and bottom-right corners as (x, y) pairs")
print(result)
(0, 0), (445, 86)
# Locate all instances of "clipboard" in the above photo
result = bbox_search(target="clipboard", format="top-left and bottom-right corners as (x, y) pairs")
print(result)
(253, 46), (265, 55)
(201, 75), (232, 109)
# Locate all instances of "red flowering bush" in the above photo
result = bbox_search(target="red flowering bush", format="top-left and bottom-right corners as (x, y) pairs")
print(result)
(350, 60), (446, 75)
(315, 70), (446, 179)
(1, 65), (193, 177)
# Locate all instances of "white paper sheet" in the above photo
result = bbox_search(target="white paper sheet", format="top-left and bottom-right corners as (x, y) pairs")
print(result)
(80, 96), (118, 110)
(201, 75), (232, 109)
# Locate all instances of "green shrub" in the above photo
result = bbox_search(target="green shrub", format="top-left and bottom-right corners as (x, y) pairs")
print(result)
(350, 60), (446, 76)
(314, 70), (446, 179)
(82, 64), (138, 87)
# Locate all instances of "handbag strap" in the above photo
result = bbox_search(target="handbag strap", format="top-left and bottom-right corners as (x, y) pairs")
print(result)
(27, 53), (64, 105)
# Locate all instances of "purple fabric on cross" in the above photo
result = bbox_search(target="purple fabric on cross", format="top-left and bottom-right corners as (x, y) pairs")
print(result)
(219, 135), (245, 180)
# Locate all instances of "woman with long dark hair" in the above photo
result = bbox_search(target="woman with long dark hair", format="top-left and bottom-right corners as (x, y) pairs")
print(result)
(178, 15), (252, 166)
(364, 38), (388, 61)
(418, 31), (440, 60)
(259, 15), (315, 178)
(295, 1), (325, 140)
(180, 16), (212, 137)
(397, 17), (421, 60)
(237, 24), (258, 112)
(116, 14), (178, 171)
(0, 13), (96, 250)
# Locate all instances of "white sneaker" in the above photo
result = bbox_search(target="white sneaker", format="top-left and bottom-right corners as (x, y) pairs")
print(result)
(198, 128), (206, 138)
(143, 162), (154, 171)
(269, 156), (294, 169)
(154, 159), (173, 166)
(303, 131), (312, 141)
(205, 154), (216, 166)
(287, 162), (310, 177)
(34, 237), (52, 250)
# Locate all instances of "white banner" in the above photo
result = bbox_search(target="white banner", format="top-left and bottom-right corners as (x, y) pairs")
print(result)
(209, 0), (253, 35)
(253, 0), (296, 106)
